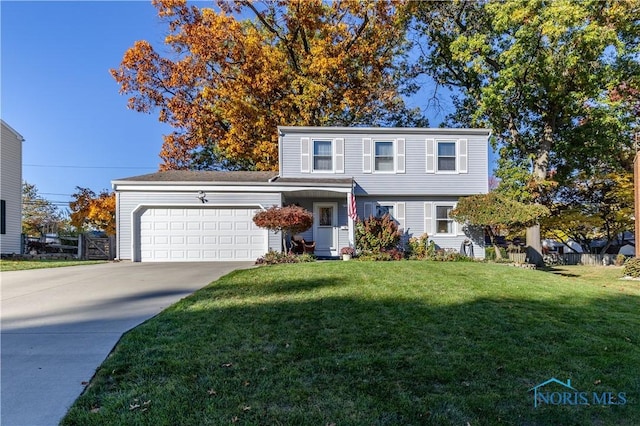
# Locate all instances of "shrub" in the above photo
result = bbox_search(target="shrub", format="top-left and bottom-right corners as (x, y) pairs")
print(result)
(615, 254), (627, 266)
(407, 233), (429, 259)
(485, 246), (507, 262)
(430, 248), (475, 262)
(623, 257), (640, 278)
(255, 250), (316, 265)
(357, 248), (404, 261)
(355, 214), (401, 252)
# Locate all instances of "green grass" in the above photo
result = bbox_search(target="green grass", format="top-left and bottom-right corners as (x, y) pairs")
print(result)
(62, 262), (640, 425)
(0, 259), (107, 271)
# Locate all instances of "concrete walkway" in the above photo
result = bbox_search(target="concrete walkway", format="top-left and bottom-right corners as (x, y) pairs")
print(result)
(1, 261), (253, 426)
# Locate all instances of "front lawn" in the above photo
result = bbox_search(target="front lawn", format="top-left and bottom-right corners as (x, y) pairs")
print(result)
(0, 259), (107, 271)
(62, 262), (639, 425)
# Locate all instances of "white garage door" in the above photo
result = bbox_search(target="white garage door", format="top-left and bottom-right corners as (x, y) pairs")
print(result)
(139, 207), (267, 261)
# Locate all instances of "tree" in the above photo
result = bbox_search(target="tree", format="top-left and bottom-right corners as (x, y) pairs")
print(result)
(112, 0), (424, 171)
(450, 192), (549, 260)
(541, 171), (634, 253)
(69, 187), (116, 236)
(407, 0), (639, 260)
(22, 181), (65, 237)
(253, 205), (313, 253)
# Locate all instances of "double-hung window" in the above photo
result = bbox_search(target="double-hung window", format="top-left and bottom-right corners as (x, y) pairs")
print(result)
(436, 205), (454, 234)
(376, 203), (395, 219)
(437, 141), (456, 172)
(374, 141), (394, 172)
(313, 140), (333, 171)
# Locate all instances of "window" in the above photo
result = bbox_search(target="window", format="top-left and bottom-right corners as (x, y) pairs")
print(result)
(319, 206), (334, 226)
(374, 141), (394, 172)
(376, 204), (395, 219)
(436, 205), (454, 234)
(313, 140), (333, 171)
(438, 141), (456, 171)
(0, 200), (5, 234)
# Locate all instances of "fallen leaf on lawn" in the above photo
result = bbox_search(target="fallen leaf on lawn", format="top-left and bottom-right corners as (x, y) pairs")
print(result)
(208, 389), (218, 396)
(231, 416), (239, 423)
(90, 407), (100, 414)
(594, 379), (602, 385)
(129, 403), (140, 410)
(243, 406), (251, 411)
(143, 400), (151, 406)
(243, 381), (250, 387)
(222, 363), (233, 368)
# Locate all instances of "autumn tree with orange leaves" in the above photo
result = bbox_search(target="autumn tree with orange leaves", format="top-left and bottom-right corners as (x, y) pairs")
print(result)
(69, 187), (116, 236)
(111, 0), (423, 171)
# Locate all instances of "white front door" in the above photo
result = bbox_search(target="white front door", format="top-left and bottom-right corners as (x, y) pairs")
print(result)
(313, 202), (338, 257)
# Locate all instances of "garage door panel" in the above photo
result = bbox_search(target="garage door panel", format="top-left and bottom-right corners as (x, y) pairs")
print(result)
(140, 207), (267, 262)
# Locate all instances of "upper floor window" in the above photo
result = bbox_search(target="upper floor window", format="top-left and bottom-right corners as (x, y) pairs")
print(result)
(437, 141), (456, 171)
(374, 141), (394, 172)
(363, 138), (405, 174)
(426, 138), (467, 174)
(313, 140), (333, 171)
(436, 205), (454, 234)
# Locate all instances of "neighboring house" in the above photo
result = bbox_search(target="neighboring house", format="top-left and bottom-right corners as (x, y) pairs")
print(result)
(0, 120), (25, 255)
(112, 126), (490, 262)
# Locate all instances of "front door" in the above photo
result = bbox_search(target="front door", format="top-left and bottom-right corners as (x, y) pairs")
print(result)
(313, 202), (338, 257)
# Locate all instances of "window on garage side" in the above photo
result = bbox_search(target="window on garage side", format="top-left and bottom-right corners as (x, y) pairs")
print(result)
(436, 205), (454, 234)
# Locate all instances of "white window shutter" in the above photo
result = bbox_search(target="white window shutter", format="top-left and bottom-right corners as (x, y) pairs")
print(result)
(364, 202), (373, 220)
(335, 138), (344, 173)
(458, 139), (468, 174)
(424, 202), (433, 236)
(396, 202), (406, 231)
(396, 138), (405, 174)
(363, 138), (372, 173)
(425, 139), (435, 173)
(301, 137), (310, 173)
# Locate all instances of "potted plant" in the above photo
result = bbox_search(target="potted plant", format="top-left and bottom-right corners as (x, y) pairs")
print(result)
(340, 246), (355, 261)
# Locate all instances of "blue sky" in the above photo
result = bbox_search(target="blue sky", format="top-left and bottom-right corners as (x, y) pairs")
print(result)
(2, 1), (463, 211)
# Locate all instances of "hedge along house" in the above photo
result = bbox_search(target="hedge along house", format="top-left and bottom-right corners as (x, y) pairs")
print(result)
(112, 126), (490, 262)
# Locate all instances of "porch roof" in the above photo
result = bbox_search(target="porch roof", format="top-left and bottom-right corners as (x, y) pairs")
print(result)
(112, 171), (353, 192)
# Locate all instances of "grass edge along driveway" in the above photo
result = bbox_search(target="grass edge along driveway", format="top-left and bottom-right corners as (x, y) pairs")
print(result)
(62, 262), (639, 426)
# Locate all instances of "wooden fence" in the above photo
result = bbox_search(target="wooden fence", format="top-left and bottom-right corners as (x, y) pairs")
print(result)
(79, 234), (116, 260)
(508, 252), (621, 266)
(23, 234), (116, 260)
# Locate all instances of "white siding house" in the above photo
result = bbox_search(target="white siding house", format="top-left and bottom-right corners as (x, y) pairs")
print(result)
(1, 120), (25, 255)
(113, 127), (490, 262)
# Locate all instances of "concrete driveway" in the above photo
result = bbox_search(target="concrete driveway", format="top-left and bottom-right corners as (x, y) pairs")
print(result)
(1, 261), (253, 426)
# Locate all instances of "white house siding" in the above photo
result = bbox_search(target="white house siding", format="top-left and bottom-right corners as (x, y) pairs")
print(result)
(0, 121), (24, 255)
(354, 196), (485, 259)
(278, 127), (489, 196)
(116, 191), (282, 261)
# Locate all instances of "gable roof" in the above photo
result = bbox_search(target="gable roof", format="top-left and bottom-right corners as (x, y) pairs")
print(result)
(1, 119), (25, 142)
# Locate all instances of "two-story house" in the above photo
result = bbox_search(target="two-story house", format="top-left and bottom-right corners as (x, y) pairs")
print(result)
(112, 126), (490, 262)
(1, 120), (25, 255)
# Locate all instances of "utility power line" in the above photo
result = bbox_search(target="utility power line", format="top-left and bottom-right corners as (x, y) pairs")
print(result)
(24, 164), (157, 170)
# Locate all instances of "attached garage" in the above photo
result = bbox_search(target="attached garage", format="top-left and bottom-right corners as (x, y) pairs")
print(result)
(138, 207), (267, 262)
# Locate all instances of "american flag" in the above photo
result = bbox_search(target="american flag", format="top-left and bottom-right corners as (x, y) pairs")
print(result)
(348, 193), (358, 221)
